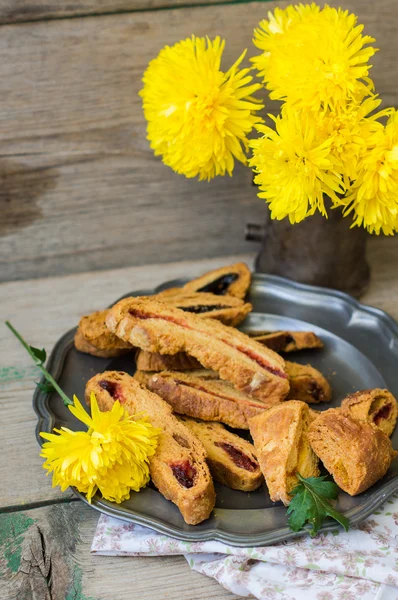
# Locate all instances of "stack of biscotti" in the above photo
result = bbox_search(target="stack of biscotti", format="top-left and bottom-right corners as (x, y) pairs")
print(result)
(86, 371), (215, 525)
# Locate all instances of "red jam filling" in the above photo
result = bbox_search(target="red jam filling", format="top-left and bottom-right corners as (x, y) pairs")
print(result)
(170, 461), (197, 488)
(235, 345), (287, 379)
(98, 380), (125, 402)
(373, 403), (392, 425)
(215, 442), (258, 472)
(173, 379), (267, 409)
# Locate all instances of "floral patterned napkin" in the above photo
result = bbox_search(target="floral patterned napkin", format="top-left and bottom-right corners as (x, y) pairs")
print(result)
(92, 494), (398, 600)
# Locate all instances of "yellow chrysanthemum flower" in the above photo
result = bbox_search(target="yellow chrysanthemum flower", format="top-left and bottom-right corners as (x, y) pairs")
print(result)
(249, 107), (344, 223)
(336, 109), (398, 235)
(252, 4), (377, 110)
(317, 96), (391, 186)
(40, 393), (160, 503)
(140, 35), (264, 180)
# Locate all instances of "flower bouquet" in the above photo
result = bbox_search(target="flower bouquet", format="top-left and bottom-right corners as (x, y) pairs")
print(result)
(140, 3), (397, 295)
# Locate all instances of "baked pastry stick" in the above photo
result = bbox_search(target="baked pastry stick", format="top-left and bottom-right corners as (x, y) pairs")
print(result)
(153, 291), (252, 327)
(249, 401), (319, 505)
(136, 350), (202, 372)
(248, 331), (323, 353)
(285, 361), (332, 404)
(135, 370), (270, 429)
(308, 409), (397, 496)
(179, 417), (263, 492)
(85, 371), (215, 525)
(341, 389), (398, 437)
(106, 298), (289, 403)
(181, 262), (251, 298)
(74, 310), (133, 358)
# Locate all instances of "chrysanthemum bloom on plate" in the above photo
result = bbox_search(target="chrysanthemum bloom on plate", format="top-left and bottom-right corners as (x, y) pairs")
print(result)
(140, 35), (264, 180)
(40, 393), (160, 503)
(252, 4), (377, 111)
(249, 107), (345, 223)
(336, 109), (398, 235)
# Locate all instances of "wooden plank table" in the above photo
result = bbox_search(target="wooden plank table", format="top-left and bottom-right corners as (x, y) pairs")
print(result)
(1, 242), (398, 599)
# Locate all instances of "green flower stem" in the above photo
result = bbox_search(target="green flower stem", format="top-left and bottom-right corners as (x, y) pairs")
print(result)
(5, 321), (73, 406)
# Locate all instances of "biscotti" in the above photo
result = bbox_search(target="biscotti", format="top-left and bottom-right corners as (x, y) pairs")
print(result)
(341, 389), (398, 437)
(106, 297), (289, 403)
(74, 310), (133, 358)
(179, 417), (263, 491)
(154, 291), (252, 327)
(85, 371), (215, 525)
(135, 350), (202, 372)
(248, 331), (323, 353)
(136, 369), (271, 429)
(308, 408), (397, 496)
(181, 262), (251, 298)
(285, 361), (332, 404)
(248, 401), (320, 505)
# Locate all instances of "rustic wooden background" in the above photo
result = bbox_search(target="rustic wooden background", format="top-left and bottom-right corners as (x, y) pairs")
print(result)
(0, 0), (397, 283)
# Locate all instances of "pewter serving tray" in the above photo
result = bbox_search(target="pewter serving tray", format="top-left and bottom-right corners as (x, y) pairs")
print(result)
(33, 274), (398, 546)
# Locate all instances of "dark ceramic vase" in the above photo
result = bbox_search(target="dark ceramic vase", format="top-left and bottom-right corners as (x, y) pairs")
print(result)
(246, 207), (370, 298)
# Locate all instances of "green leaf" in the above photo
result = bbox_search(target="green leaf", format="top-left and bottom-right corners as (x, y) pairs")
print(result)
(287, 474), (349, 537)
(36, 381), (55, 394)
(30, 346), (47, 364)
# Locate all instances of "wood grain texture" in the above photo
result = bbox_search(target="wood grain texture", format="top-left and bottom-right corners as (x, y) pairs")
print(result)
(0, 0), (396, 282)
(1, 503), (238, 600)
(0, 0), (234, 24)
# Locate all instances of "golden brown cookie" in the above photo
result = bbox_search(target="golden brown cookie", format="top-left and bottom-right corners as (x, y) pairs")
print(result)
(85, 371), (215, 525)
(74, 310), (133, 358)
(308, 408), (397, 496)
(249, 401), (319, 505)
(135, 350), (202, 372)
(154, 291), (252, 327)
(341, 389), (398, 437)
(285, 361), (332, 404)
(248, 331), (323, 353)
(106, 297), (289, 404)
(179, 417), (263, 492)
(136, 369), (270, 429)
(182, 263), (251, 298)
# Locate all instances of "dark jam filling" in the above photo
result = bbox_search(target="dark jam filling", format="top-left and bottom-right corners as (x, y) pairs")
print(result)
(98, 379), (125, 402)
(197, 273), (239, 295)
(309, 381), (323, 402)
(215, 442), (257, 472)
(173, 434), (191, 449)
(179, 304), (228, 314)
(170, 461), (197, 488)
(128, 309), (185, 326)
(373, 403), (392, 425)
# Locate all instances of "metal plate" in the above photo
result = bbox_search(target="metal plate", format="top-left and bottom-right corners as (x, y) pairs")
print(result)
(33, 274), (398, 546)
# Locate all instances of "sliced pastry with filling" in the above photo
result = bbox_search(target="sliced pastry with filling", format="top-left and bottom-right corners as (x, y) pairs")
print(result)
(248, 331), (323, 353)
(308, 408), (397, 496)
(248, 401), (320, 505)
(285, 361), (332, 404)
(135, 369), (270, 429)
(341, 389), (398, 437)
(106, 297), (289, 403)
(85, 371), (215, 525)
(74, 309), (133, 358)
(181, 262), (251, 298)
(179, 417), (263, 491)
(153, 291), (252, 326)
(135, 350), (202, 372)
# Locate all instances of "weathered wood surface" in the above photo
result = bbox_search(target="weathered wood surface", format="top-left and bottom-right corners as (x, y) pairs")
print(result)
(0, 502), (238, 600)
(0, 0), (233, 23)
(0, 0), (396, 282)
